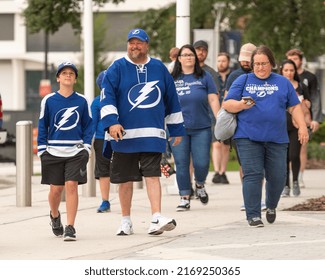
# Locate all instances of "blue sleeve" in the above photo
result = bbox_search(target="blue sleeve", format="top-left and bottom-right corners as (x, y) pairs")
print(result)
(81, 98), (93, 147)
(90, 96), (100, 137)
(100, 62), (120, 131)
(37, 97), (50, 156)
(164, 68), (186, 137)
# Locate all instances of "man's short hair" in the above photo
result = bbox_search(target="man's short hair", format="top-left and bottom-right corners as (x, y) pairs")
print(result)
(286, 49), (304, 60)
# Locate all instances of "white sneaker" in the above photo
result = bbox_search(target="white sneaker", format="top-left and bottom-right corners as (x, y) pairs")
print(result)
(148, 216), (176, 235)
(116, 220), (133, 236)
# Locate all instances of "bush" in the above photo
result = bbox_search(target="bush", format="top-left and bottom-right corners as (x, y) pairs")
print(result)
(307, 142), (325, 160)
(311, 122), (325, 144)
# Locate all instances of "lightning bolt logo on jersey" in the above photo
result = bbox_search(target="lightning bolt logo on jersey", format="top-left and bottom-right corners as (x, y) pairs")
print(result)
(128, 81), (161, 111)
(54, 106), (80, 131)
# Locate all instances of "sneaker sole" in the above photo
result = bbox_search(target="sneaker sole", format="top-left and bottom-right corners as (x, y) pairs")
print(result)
(148, 220), (176, 235)
(63, 236), (76, 241)
(249, 223), (264, 228)
(176, 208), (190, 212)
(116, 231), (133, 236)
(97, 209), (111, 213)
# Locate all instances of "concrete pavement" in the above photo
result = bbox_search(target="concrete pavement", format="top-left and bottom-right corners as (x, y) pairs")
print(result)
(0, 160), (324, 260)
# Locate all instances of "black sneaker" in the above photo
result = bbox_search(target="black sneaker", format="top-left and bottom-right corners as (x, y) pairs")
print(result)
(212, 172), (221, 184)
(220, 173), (229, 184)
(266, 208), (276, 224)
(50, 211), (64, 236)
(195, 185), (209, 204)
(248, 217), (264, 227)
(63, 225), (76, 241)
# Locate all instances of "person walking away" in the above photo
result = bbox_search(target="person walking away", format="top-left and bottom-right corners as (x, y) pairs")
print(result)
(286, 49), (323, 188)
(171, 44), (220, 211)
(100, 29), (185, 236)
(91, 70), (112, 212)
(279, 59), (311, 197)
(212, 52), (232, 184)
(223, 46), (309, 227)
(37, 62), (93, 241)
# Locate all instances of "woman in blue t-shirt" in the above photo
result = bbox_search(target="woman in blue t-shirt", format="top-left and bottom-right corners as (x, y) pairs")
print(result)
(171, 44), (220, 211)
(223, 45), (309, 227)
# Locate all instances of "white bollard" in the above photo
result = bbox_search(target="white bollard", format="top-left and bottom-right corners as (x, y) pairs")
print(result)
(16, 121), (33, 207)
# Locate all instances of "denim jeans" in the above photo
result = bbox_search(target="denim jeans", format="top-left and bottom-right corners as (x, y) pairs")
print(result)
(171, 127), (211, 196)
(235, 138), (288, 220)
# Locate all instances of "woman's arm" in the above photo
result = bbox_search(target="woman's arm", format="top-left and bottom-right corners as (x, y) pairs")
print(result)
(208, 93), (220, 119)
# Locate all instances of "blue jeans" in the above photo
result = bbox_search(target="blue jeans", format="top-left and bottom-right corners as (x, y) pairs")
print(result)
(171, 127), (211, 196)
(235, 139), (288, 220)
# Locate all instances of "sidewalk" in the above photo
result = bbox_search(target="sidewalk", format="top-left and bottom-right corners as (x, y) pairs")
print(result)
(0, 160), (324, 260)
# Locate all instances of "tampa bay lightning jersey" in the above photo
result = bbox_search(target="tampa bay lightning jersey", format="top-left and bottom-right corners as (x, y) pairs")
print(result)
(100, 55), (185, 155)
(37, 91), (93, 157)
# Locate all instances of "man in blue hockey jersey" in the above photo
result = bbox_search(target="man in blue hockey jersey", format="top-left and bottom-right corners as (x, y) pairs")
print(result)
(101, 28), (185, 236)
(38, 62), (92, 241)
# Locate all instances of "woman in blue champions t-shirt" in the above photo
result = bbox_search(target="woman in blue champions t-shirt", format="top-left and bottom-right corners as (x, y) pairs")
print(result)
(171, 44), (220, 211)
(223, 45), (309, 228)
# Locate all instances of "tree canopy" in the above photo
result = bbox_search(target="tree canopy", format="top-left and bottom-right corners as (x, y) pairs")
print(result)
(136, 0), (325, 63)
(23, 0), (124, 34)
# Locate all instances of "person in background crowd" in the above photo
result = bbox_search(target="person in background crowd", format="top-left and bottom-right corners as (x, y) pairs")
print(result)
(286, 49), (323, 188)
(100, 29), (185, 236)
(168, 47), (180, 73)
(193, 40), (223, 186)
(171, 44), (220, 211)
(91, 70), (112, 213)
(280, 59), (311, 197)
(212, 52), (232, 185)
(37, 62), (93, 241)
(223, 46), (309, 227)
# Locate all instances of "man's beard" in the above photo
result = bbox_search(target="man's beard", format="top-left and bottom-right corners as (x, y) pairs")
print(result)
(240, 64), (251, 73)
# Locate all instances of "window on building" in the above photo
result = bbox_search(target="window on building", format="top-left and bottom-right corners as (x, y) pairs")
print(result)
(26, 23), (80, 52)
(0, 14), (14, 41)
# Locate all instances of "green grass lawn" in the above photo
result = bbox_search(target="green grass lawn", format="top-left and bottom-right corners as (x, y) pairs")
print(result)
(209, 148), (240, 172)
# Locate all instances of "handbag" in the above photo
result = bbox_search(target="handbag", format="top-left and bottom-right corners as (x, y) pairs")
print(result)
(214, 74), (249, 142)
(214, 108), (237, 142)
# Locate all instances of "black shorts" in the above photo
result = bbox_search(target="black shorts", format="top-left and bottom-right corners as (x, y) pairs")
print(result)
(110, 152), (162, 184)
(94, 138), (110, 179)
(40, 150), (89, 185)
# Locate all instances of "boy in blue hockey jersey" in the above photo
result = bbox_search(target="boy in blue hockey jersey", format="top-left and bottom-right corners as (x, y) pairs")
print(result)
(38, 62), (92, 241)
(101, 28), (185, 236)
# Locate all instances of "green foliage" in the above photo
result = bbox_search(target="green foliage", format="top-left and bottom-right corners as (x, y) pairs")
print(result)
(307, 142), (325, 160)
(224, 0), (325, 62)
(136, 0), (325, 63)
(23, 0), (124, 35)
(310, 122), (325, 144)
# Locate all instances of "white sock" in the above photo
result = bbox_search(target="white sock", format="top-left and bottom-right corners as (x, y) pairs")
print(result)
(152, 212), (161, 221)
(122, 216), (131, 224)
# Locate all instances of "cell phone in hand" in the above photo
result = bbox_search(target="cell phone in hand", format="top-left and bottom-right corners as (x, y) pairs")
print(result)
(242, 96), (255, 105)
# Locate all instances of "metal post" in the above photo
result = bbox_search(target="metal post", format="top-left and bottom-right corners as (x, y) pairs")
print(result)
(16, 121), (33, 207)
(82, 0), (96, 197)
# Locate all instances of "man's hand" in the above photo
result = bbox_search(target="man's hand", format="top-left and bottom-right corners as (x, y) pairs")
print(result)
(310, 120), (320, 133)
(109, 124), (125, 142)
